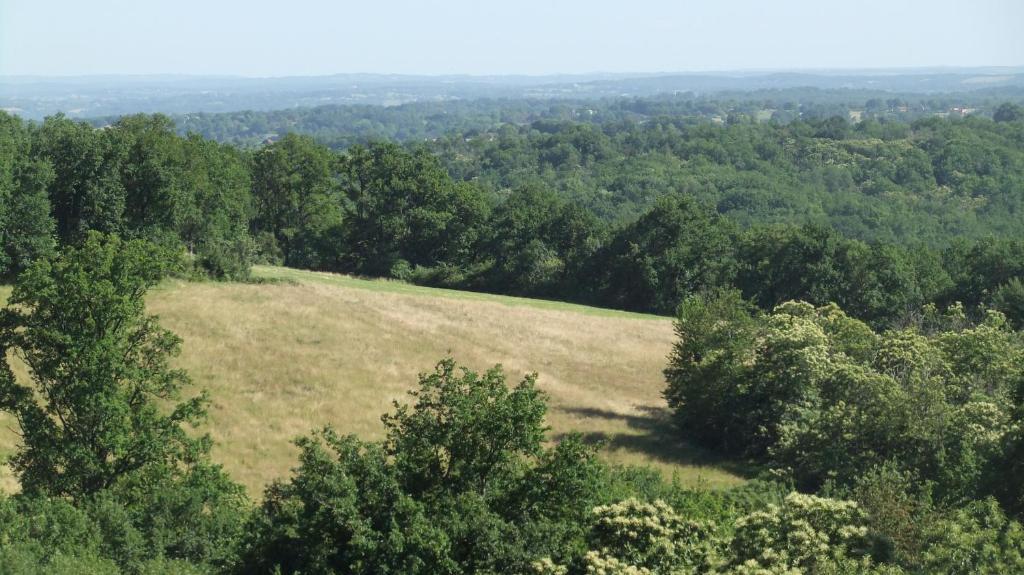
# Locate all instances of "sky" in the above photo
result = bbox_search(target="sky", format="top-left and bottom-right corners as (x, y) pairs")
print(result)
(1, 0), (1022, 77)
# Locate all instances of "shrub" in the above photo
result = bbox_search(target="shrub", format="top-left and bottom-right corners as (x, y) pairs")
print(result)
(665, 294), (1024, 499)
(239, 359), (604, 574)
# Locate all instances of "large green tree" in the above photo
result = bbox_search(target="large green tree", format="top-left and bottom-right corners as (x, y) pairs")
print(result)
(0, 112), (56, 279)
(480, 185), (602, 297)
(175, 135), (254, 278)
(340, 143), (489, 277)
(240, 359), (602, 574)
(114, 114), (184, 234)
(591, 195), (737, 314)
(0, 233), (209, 497)
(113, 115), (254, 278)
(250, 133), (343, 268)
(32, 115), (126, 244)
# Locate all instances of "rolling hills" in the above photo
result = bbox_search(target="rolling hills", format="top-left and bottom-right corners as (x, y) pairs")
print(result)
(0, 266), (746, 495)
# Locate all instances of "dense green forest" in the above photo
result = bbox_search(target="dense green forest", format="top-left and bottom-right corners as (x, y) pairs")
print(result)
(14, 105), (1024, 327)
(2, 99), (1024, 572)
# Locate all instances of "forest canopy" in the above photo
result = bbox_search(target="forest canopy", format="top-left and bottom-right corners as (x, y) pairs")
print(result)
(6, 105), (1024, 328)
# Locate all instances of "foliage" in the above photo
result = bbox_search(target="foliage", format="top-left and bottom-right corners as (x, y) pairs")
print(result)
(338, 143), (489, 277)
(0, 234), (247, 571)
(113, 115), (254, 279)
(0, 495), (120, 574)
(536, 491), (905, 575)
(3, 113), (253, 280)
(0, 112), (56, 279)
(5, 107), (1024, 325)
(0, 233), (204, 497)
(32, 114), (127, 244)
(585, 498), (719, 573)
(589, 195), (737, 314)
(724, 493), (870, 573)
(477, 184), (599, 297)
(994, 103), (1023, 123)
(736, 225), (948, 327)
(918, 498), (1024, 574)
(992, 277), (1024, 329)
(665, 294), (1024, 502)
(249, 133), (342, 269)
(239, 358), (604, 574)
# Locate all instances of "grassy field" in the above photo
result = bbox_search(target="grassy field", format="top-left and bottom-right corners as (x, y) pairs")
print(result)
(0, 267), (746, 495)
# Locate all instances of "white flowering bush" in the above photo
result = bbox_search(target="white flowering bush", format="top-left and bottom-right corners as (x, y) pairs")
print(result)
(533, 557), (570, 575)
(581, 551), (655, 575)
(919, 498), (1024, 575)
(724, 493), (869, 573)
(588, 498), (719, 574)
(938, 309), (1024, 403)
(536, 492), (901, 575)
(535, 497), (719, 575)
(725, 560), (801, 575)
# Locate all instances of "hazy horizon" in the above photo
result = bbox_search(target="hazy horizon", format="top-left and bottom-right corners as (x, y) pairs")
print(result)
(6, 65), (1024, 81)
(2, 0), (1022, 77)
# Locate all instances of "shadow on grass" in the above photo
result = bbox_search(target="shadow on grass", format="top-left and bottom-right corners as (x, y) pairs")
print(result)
(554, 405), (755, 478)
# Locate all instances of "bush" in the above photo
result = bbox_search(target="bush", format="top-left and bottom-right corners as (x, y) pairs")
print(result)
(724, 493), (870, 573)
(238, 359), (604, 574)
(665, 293), (1024, 499)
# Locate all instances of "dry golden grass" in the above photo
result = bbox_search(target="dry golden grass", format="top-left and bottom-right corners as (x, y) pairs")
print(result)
(0, 268), (746, 496)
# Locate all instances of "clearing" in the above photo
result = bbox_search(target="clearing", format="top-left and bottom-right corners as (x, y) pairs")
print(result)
(0, 266), (746, 495)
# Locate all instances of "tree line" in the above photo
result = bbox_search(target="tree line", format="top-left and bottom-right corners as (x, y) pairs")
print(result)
(4, 108), (1024, 330)
(0, 113), (252, 281)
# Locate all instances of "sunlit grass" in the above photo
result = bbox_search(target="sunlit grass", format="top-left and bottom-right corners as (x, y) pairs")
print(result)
(0, 268), (746, 496)
(250, 265), (665, 320)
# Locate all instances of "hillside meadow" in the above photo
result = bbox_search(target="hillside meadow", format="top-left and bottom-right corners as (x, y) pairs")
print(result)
(0, 267), (745, 495)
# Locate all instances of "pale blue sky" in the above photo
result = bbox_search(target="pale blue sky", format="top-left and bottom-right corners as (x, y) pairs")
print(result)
(1, 0), (1022, 76)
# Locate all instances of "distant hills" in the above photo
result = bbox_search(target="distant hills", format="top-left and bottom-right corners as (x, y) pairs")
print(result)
(3, 68), (1024, 120)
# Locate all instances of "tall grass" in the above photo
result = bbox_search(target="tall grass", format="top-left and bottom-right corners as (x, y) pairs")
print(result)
(0, 269), (745, 495)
